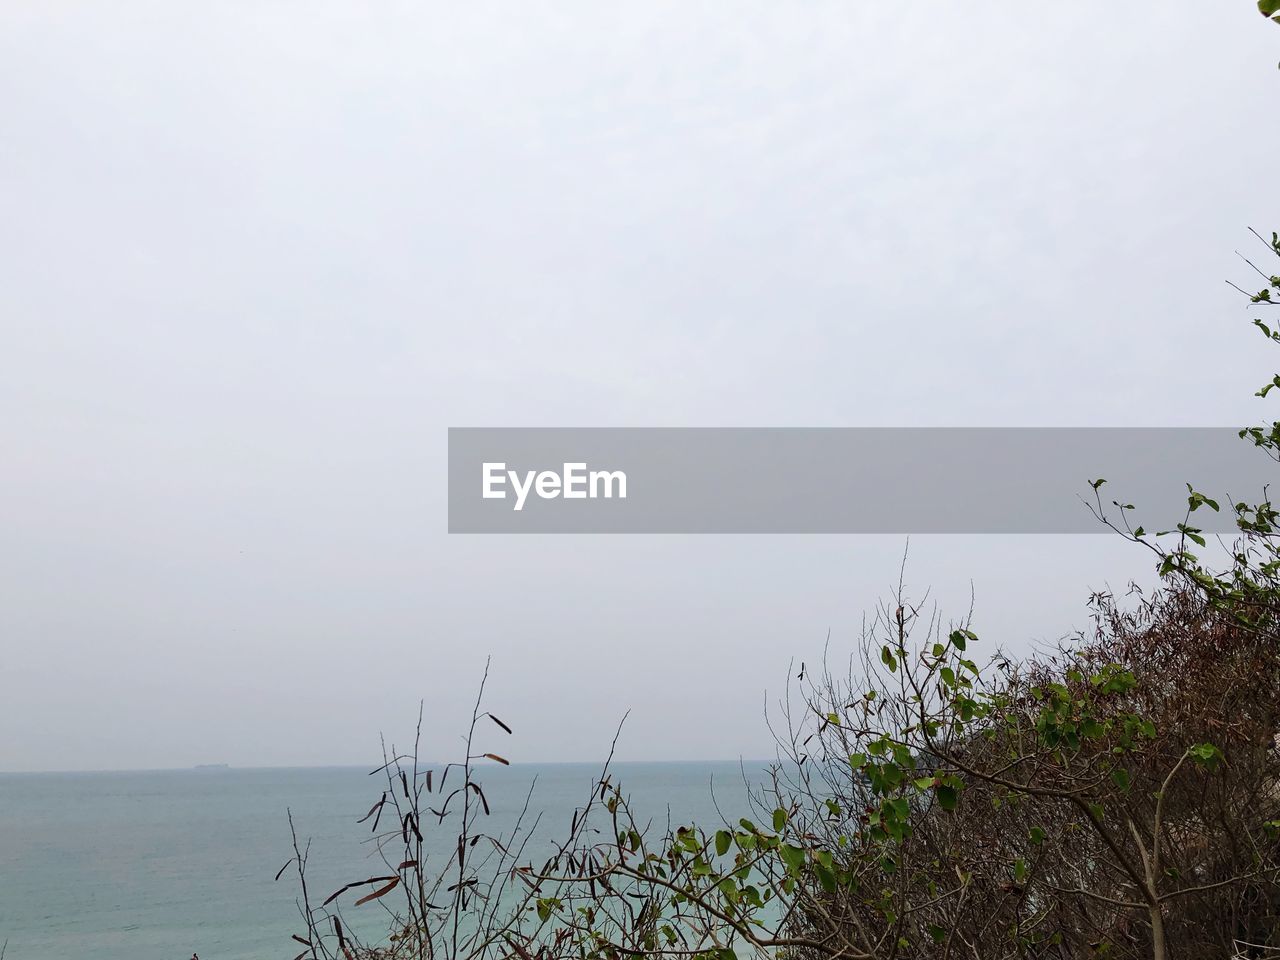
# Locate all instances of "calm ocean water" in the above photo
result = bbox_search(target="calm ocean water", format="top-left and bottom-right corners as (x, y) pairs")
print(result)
(0, 762), (762, 960)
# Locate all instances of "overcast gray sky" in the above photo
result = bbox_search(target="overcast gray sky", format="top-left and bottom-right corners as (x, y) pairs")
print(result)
(2, 3), (1279, 772)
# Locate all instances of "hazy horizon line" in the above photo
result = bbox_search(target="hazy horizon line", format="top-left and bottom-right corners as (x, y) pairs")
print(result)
(0, 756), (778, 776)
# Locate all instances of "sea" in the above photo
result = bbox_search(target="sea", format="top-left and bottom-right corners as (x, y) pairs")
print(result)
(0, 762), (765, 960)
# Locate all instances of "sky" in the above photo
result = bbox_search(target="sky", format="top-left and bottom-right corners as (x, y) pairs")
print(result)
(2, 2), (1279, 772)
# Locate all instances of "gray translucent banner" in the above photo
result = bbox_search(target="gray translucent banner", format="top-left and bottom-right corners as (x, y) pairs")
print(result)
(447, 428), (1274, 534)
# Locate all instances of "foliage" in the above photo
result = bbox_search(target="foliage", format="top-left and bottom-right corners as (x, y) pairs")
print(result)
(289, 587), (1280, 960)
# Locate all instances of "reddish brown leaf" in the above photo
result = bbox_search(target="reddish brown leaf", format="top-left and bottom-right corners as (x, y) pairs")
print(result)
(357, 794), (386, 824)
(355, 876), (401, 906)
(323, 875), (398, 906)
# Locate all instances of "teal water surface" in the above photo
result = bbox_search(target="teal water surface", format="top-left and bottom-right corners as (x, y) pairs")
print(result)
(0, 762), (762, 960)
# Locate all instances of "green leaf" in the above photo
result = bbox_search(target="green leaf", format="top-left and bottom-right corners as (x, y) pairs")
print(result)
(814, 863), (837, 893)
(773, 808), (788, 832)
(935, 784), (959, 811)
(780, 843), (806, 874)
(1189, 743), (1223, 767)
(715, 829), (732, 857)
